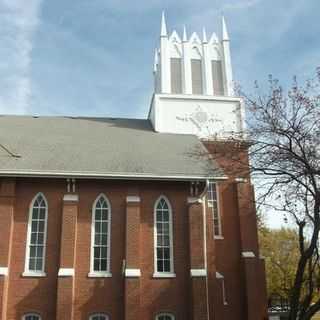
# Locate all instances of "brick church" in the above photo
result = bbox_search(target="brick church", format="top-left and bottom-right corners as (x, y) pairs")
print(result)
(0, 13), (267, 320)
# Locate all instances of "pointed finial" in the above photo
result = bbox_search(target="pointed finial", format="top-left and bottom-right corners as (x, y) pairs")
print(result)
(211, 32), (219, 43)
(183, 25), (187, 42)
(153, 49), (158, 72)
(202, 27), (208, 43)
(161, 11), (168, 37)
(222, 16), (229, 41)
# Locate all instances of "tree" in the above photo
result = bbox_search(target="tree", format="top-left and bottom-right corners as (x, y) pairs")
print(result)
(243, 70), (320, 319)
(259, 227), (300, 302)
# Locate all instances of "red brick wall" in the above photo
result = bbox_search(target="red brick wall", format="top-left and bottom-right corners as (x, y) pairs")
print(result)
(0, 175), (267, 320)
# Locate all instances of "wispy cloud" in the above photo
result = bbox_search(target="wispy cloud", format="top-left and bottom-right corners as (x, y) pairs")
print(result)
(0, 0), (43, 113)
(222, 0), (262, 11)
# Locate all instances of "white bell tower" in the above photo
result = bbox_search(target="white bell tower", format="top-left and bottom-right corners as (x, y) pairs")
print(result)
(149, 12), (245, 140)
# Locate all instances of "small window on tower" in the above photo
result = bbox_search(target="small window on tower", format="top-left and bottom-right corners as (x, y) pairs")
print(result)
(212, 60), (225, 95)
(191, 59), (203, 94)
(207, 182), (222, 237)
(170, 58), (182, 94)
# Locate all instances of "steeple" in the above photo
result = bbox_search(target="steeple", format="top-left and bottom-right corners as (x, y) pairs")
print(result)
(160, 11), (167, 37)
(149, 12), (244, 140)
(154, 13), (234, 97)
(222, 16), (229, 41)
(202, 27), (208, 43)
(183, 25), (187, 42)
(153, 49), (158, 73)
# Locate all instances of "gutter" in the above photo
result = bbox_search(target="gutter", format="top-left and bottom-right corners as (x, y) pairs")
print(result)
(0, 170), (228, 182)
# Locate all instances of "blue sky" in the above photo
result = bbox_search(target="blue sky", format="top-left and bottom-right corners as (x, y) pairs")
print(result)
(1, 0), (319, 117)
(0, 0), (319, 227)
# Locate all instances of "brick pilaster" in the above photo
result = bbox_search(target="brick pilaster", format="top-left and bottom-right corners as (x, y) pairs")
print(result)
(124, 196), (141, 320)
(188, 197), (208, 320)
(0, 179), (15, 320)
(56, 194), (78, 320)
(236, 182), (267, 319)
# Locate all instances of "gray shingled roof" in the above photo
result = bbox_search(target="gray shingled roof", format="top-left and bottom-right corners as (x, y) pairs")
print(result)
(0, 116), (224, 180)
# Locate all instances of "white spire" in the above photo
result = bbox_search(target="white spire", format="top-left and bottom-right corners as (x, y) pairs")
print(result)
(153, 49), (158, 72)
(161, 11), (168, 37)
(222, 16), (229, 41)
(211, 32), (219, 43)
(202, 27), (208, 43)
(183, 25), (187, 42)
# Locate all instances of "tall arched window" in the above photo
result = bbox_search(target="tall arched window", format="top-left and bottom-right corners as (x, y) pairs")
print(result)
(24, 193), (48, 276)
(89, 314), (109, 320)
(156, 313), (175, 320)
(23, 313), (41, 320)
(90, 194), (111, 276)
(154, 196), (174, 275)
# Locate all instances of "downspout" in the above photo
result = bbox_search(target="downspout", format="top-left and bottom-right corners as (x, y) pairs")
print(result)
(199, 180), (211, 320)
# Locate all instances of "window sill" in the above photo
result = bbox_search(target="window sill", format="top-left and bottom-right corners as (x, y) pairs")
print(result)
(214, 236), (224, 240)
(88, 272), (112, 278)
(153, 272), (176, 278)
(22, 271), (47, 277)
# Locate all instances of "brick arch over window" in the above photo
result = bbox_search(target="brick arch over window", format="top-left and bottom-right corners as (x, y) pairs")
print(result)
(155, 313), (175, 320)
(90, 194), (112, 275)
(22, 313), (41, 320)
(24, 193), (48, 275)
(154, 196), (174, 274)
(89, 314), (109, 320)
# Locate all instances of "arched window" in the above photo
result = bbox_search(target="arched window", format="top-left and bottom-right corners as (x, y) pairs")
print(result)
(23, 313), (41, 320)
(90, 195), (111, 275)
(89, 313), (109, 320)
(154, 196), (174, 274)
(156, 313), (175, 320)
(24, 193), (48, 275)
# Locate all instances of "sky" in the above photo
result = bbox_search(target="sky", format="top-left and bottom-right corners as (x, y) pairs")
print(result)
(0, 0), (319, 227)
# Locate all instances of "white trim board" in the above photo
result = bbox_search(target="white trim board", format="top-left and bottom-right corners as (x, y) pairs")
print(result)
(190, 269), (207, 277)
(125, 269), (141, 277)
(0, 267), (8, 276)
(58, 268), (75, 277)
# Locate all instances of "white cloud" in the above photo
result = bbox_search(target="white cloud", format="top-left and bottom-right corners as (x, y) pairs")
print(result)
(222, 0), (262, 11)
(0, 0), (42, 114)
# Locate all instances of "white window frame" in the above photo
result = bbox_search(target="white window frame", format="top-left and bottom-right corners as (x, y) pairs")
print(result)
(88, 194), (112, 278)
(207, 182), (223, 238)
(153, 196), (175, 278)
(22, 313), (41, 320)
(23, 193), (48, 277)
(89, 314), (109, 320)
(155, 313), (175, 320)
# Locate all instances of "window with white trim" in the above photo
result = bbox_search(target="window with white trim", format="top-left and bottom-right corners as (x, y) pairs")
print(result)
(89, 314), (109, 320)
(23, 314), (41, 320)
(25, 193), (48, 274)
(207, 182), (222, 237)
(90, 195), (111, 274)
(156, 313), (175, 320)
(154, 197), (174, 273)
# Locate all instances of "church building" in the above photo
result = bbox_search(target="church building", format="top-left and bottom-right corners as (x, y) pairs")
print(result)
(0, 13), (267, 320)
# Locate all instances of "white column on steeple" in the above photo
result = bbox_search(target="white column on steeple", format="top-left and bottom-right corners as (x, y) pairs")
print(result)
(182, 25), (192, 94)
(160, 11), (171, 93)
(221, 16), (234, 96)
(202, 27), (213, 95)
